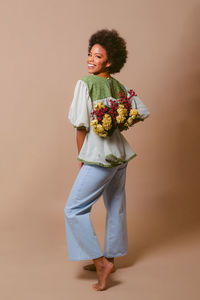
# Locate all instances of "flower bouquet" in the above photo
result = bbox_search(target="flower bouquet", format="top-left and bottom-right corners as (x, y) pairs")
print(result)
(90, 89), (141, 138)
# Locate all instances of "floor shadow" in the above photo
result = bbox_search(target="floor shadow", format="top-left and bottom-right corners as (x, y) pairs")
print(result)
(76, 266), (122, 289)
(117, 191), (200, 269)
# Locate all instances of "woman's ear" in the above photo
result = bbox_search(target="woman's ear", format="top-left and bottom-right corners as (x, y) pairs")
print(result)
(106, 61), (111, 68)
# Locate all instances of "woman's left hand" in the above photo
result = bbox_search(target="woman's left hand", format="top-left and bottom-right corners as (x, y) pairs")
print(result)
(79, 162), (83, 169)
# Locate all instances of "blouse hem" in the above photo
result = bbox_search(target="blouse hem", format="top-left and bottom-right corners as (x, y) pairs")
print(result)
(77, 153), (137, 168)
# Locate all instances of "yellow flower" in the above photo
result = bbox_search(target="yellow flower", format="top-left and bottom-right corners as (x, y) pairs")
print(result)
(103, 113), (111, 119)
(102, 114), (112, 130)
(93, 127), (98, 134)
(91, 119), (98, 127)
(117, 107), (128, 117)
(117, 108), (123, 115)
(123, 109), (128, 116)
(116, 115), (125, 124)
(93, 124), (107, 137)
(127, 116), (134, 126)
(94, 101), (105, 110)
(130, 108), (138, 117)
(96, 124), (105, 133)
(99, 132), (108, 138)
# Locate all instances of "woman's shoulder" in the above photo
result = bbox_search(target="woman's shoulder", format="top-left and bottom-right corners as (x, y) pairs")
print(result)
(79, 74), (127, 91)
(111, 77), (128, 92)
(79, 74), (97, 86)
(78, 75), (107, 98)
(79, 75), (128, 101)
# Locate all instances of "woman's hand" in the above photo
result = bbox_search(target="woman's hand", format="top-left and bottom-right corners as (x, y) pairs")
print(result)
(79, 161), (83, 169)
(76, 128), (87, 152)
(76, 128), (86, 170)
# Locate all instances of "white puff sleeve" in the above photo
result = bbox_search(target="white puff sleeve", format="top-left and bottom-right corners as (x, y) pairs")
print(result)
(125, 86), (151, 121)
(68, 80), (90, 131)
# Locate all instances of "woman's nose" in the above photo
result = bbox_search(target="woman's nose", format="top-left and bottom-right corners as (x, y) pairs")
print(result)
(89, 54), (94, 61)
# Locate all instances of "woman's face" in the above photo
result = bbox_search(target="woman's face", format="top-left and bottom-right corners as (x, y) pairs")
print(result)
(87, 44), (111, 77)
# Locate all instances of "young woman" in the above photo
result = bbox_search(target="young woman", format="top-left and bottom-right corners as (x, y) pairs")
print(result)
(64, 29), (150, 291)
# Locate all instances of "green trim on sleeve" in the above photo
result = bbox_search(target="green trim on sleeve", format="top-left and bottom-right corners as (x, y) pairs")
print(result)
(73, 125), (87, 130)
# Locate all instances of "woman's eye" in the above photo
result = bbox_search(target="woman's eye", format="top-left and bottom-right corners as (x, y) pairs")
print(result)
(87, 53), (101, 58)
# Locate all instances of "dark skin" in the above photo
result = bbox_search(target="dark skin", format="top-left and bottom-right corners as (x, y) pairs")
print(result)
(87, 43), (111, 78)
(76, 128), (86, 169)
(77, 43), (112, 170)
(76, 44), (115, 291)
(77, 43), (140, 291)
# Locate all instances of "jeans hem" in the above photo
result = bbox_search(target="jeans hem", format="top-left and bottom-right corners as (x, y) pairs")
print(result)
(103, 251), (128, 258)
(68, 254), (104, 261)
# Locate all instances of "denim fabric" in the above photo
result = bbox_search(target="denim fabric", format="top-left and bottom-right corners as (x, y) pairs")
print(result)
(64, 162), (128, 261)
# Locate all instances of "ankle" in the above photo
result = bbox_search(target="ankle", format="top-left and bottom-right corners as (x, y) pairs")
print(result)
(93, 256), (104, 267)
(106, 257), (114, 263)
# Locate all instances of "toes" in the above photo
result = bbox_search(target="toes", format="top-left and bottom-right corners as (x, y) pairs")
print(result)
(92, 283), (104, 291)
(92, 283), (99, 291)
(83, 264), (96, 271)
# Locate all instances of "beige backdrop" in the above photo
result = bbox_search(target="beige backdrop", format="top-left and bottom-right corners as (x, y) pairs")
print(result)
(1, 0), (200, 299)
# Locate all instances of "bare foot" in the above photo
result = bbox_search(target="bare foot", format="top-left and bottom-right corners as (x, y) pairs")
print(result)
(92, 256), (114, 291)
(83, 258), (116, 273)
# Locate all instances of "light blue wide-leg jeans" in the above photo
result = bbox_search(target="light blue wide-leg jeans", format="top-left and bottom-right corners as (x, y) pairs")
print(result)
(64, 162), (128, 261)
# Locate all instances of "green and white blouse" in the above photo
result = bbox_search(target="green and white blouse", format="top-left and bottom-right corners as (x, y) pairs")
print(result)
(68, 74), (150, 167)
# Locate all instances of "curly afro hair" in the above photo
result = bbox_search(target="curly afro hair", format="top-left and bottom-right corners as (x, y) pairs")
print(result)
(88, 29), (128, 74)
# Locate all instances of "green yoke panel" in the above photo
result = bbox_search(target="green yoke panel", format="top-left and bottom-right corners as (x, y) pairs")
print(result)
(80, 74), (127, 102)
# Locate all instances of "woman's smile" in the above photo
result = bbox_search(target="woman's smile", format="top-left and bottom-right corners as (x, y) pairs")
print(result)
(88, 63), (96, 68)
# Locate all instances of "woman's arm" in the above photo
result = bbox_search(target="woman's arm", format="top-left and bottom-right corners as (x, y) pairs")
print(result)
(76, 128), (87, 169)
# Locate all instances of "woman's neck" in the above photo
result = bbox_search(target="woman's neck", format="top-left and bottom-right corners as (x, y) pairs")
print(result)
(93, 71), (111, 79)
